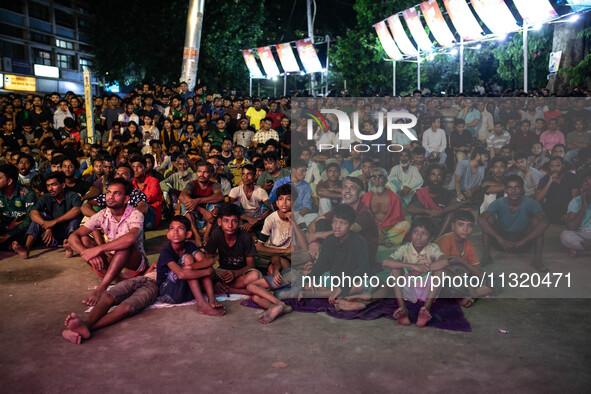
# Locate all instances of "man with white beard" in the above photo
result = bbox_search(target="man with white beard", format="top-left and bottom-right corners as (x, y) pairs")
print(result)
(387, 149), (423, 205)
(362, 167), (410, 247)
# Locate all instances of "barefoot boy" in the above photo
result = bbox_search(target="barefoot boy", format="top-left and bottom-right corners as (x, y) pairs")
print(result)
(436, 210), (493, 308)
(247, 184), (303, 324)
(204, 203), (261, 295)
(61, 271), (159, 344)
(157, 215), (224, 316)
(383, 217), (448, 327)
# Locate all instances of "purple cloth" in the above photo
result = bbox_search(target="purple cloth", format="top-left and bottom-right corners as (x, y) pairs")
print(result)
(241, 297), (471, 332)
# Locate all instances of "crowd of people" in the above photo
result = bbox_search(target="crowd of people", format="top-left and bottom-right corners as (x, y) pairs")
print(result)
(1, 83), (590, 343)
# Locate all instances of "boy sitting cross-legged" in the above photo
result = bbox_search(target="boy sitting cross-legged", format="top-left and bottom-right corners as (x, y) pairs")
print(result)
(204, 203), (261, 295)
(382, 216), (449, 327)
(436, 210), (494, 308)
(247, 184), (307, 324)
(157, 215), (225, 316)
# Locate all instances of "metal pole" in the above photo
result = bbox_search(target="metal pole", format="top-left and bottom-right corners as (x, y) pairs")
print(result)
(180, 0), (205, 91)
(460, 37), (464, 93)
(284, 74), (287, 96)
(417, 55), (421, 91)
(83, 69), (94, 144)
(393, 61), (396, 96)
(325, 34), (330, 96)
(523, 26), (528, 93)
(307, 0), (316, 96)
(249, 76), (252, 97)
(258, 79), (260, 97)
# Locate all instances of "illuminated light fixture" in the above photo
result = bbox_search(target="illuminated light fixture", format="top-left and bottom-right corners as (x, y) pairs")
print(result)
(300, 71), (306, 75)
(496, 34), (507, 41)
(272, 76), (278, 81)
(450, 48), (458, 55)
(475, 44), (482, 49)
(569, 14), (580, 22)
(533, 24), (542, 30)
(34, 64), (59, 78)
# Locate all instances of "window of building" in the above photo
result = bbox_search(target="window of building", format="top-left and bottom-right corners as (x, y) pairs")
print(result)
(79, 44), (92, 53)
(1, 42), (26, 60)
(30, 31), (51, 44)
(57, 53), (74, 69)
(80, 58), (93, 71)
(54, 9), (74, 28)
(54, 0), (71, 7)
(33, 48), (52, 66)
(0, 0), (23, 13)
(0, 24), (24, 39)
(56, 39), (74, 50)
(28, 2), (50, 21)
(77, 5), (89, 15)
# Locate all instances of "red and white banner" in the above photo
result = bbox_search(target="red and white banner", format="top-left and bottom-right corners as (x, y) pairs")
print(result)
(442, 0), (484, 41)
(374, 21), (402, 60)
(257, 46), (281, 77)
(242, 49), (264, 79)
(513, 0), (558, 26)
(471, 0), (518, 35)
(296, 38), (324, 73)
(276, 43), (301, 73)
(420, 0), (455, 47)
(386, 15), (418, 56)
(402, 7), (434, 52)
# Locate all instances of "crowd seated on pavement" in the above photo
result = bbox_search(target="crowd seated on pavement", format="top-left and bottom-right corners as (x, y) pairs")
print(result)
(1, 83), (591, 340)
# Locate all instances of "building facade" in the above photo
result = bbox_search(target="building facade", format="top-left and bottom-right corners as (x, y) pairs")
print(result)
(0, 0), (100, 94)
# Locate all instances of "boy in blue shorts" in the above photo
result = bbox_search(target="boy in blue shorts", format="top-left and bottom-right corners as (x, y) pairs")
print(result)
(157, 215), (225, 316)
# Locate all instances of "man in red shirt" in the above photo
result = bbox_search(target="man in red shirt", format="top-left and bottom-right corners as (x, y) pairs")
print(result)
(266, 101), (285, 130)
(130, 156), (162, 228)
(179, 160), (224, 247)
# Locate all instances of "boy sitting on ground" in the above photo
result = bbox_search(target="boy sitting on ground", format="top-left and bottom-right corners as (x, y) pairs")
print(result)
(300, 204), (370, 305)
(247, 184), (305, 324)
(157, 215), (224, 316)
(61, 269), (159, 344)
(204, 203), (261, 295)
(436, 210), (493, 308)
(382, 217), (449, 327)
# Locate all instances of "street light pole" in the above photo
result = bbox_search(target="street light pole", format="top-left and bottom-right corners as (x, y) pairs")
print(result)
(393, 60), (396, 96)
(460, 37), (464, 93)
(523, 26), (528, 92)
(180, 0), (205, 91)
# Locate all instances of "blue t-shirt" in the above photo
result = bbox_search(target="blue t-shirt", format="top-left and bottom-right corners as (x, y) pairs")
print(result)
(567, 196), (591, 229)
(487, 197), (542, 233)
(454, 160), (484, 191)
(269, 176), (312, 212)
(156, 242), (200, 286)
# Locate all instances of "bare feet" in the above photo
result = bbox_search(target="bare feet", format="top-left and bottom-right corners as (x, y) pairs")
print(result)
(416, 306), (432, 327)
(63, 239), (74, 258)
(335, 299), (368, 311)
(459, 297), (475, 308)
(82, 290), (101, 306)
(64, 313), (90, 339)
(196, 301), (225, 316)
(530, 258), (548, 273)
(10, 241), (29, 259)
(208, 297), (224, 309)
(393, 307), (411, 326)
(259, 303), (292, 324)
(62, 329), (81, 344)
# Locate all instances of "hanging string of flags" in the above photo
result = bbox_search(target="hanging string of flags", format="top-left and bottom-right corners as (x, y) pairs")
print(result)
(374, 0), (583, 61)
(241, 38), (326, 79)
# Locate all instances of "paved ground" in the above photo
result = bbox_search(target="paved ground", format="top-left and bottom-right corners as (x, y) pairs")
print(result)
(1, 224), (590, 393)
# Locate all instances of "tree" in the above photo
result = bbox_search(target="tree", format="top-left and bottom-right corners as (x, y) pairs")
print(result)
(88, 0), (269, 90)
(552, 15), (591, 94)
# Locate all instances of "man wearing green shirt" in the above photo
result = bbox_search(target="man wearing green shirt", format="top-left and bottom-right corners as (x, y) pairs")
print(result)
(0, 164), (36, 251)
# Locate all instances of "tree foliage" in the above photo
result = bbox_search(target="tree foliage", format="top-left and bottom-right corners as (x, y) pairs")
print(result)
(88, 0), (269, 90)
